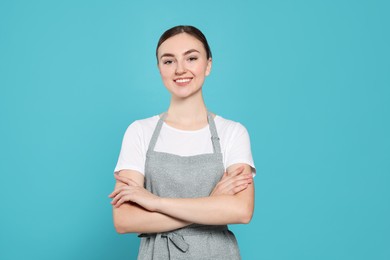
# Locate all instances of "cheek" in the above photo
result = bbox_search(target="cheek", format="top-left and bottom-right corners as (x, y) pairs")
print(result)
(158, 67), (170, 79)
(192, 65), (208, 76)
(190, 60), (210, 75)
(158, 68), (174, 86)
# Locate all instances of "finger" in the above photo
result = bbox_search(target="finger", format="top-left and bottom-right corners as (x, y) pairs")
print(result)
(108, 186), (129, 198)
(113, 174), (132, 185)
(231, 172), (252, 180)
(114, 174), (138, 186)
(215, 173), (232, 188)
(111, 190), (130, 205)
(111, 186), (132, 203)
(219, 173), (252, 188)
(115, 194), (133, 208)
(227, 166), (245, 177)
(109, 187), (123, 198)
(231, 183), (249, 194)
(217, 175), (252, 194)
(108, 190), (118, 198)
(229, 179), (252, 190)
(212, 171), (250, 196)
(218, 172), (229, 182)
(111, 192), (123, 205)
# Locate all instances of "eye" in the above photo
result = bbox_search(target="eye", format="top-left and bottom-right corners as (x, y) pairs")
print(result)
(163, 60), (174, 65)
(188, 56), (198, 62)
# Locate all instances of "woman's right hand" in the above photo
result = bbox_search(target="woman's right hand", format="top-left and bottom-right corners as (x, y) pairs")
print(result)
(210, 166), (253, 196)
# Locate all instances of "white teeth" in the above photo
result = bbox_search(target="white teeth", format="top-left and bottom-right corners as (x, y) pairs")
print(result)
(175, 78), (191, 83)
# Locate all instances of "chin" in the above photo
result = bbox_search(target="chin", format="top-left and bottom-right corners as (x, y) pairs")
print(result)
(171, 93), (194, 99)
(175, 89), (203, 99)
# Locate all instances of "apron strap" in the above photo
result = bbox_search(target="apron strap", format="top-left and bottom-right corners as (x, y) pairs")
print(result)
(139, 225), (228, 256)
(147, 112), (167, 152)
(147, 110), (222, 154)
(207, 110), (222, 154)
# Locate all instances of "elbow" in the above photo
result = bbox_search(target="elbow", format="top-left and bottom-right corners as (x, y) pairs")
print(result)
(114, 217), (140, 234)
(113, 213), (140, 234)
(239, 211), (253, 224)
(113, 211), (126, 234)
(238, 204), (254, 224)
(114, 222), (128, 234)
(114, 218), (129, 234)
(113, 211), (133, 234)
(113, 205), (144, 234)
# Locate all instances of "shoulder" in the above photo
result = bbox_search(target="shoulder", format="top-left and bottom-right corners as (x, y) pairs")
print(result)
(214, 114), (255, 174)
(214, 114), (249, 137)
(132, 114), (160, 128)
(123, 114), (160, 137)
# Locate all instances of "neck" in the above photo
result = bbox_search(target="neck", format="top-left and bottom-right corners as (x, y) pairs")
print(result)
(166, 91), (208, 127)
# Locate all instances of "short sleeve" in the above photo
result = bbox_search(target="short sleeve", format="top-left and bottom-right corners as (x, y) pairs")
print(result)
(225, 123), (256, 176)
(114, 121), (146, 175)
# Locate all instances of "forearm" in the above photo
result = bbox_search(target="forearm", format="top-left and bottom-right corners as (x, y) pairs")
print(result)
(111, 165), (254, 232)
(113, 202), (191, 234)
(111, 170), (191, 234)
(154, 164), (255, 225)
(155, 188), (254, 225)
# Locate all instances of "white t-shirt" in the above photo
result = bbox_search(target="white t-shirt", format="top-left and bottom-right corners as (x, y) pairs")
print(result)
(114, 114), (256, 176)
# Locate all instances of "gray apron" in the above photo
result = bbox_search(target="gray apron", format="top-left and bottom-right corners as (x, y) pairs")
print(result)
(137, 111), (241, 260)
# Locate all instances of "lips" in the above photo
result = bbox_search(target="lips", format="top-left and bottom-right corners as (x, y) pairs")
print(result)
(175, 78), (191, 83)
(174, 77), (192, 86)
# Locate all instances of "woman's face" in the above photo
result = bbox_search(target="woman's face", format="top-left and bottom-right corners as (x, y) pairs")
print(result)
(157, 33), (212, 99)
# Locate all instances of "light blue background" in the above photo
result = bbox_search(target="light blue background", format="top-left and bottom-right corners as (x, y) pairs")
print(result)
(1, 0), (389, 259)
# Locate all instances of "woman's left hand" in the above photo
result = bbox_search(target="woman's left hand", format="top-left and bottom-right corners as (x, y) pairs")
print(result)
(109, 174), (160, 211)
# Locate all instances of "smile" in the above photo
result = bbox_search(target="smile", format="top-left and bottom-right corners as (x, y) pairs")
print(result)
(174, 78), (192, 83)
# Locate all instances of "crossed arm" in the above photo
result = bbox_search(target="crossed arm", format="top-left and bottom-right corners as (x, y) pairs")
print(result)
(109, 163), (254, 234)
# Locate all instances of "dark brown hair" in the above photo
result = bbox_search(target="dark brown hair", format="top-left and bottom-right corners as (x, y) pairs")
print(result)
(156, 25), (212, 62)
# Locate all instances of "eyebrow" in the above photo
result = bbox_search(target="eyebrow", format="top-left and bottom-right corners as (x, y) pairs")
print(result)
(159, 49), (200, 59)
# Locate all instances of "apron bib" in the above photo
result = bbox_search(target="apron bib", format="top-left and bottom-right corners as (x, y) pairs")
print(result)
(138, 111), (241, 260)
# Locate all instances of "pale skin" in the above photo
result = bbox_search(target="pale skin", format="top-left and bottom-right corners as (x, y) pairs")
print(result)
(109, 33), (255, 234)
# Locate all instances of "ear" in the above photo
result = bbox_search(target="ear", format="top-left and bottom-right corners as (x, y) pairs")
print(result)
(205, 58), (212, 76)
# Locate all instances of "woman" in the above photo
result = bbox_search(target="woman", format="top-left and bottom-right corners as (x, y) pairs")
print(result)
(109, 25), (256, 259)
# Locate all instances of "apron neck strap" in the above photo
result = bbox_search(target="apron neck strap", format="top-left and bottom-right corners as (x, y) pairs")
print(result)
(207, 111), (222, 154)
(148, 112), (167, 152)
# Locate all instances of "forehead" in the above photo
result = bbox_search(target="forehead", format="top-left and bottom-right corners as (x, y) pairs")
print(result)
(157, 33), (206, 56)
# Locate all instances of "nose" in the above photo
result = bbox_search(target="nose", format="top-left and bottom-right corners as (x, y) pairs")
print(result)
(175, 60), (186, 75)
